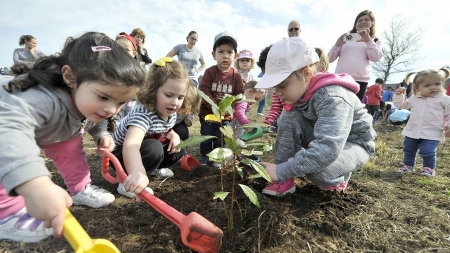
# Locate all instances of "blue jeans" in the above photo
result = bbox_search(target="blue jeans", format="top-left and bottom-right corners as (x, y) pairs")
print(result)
(257, 94), (266, 114)
(403, 136), (439, 169)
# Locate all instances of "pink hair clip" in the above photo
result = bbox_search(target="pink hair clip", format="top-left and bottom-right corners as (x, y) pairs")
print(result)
(91, 46), (112, 52)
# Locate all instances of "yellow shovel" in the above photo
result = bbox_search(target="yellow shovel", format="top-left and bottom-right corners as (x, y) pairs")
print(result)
(63, 209), (120, 253)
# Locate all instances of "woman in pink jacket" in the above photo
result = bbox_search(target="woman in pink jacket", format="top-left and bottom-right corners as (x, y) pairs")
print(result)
(393, 68), (450, 177)
(328, 10), (383, 101)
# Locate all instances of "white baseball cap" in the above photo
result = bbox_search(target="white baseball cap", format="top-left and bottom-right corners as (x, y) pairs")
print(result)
(255, 37), (319, 89)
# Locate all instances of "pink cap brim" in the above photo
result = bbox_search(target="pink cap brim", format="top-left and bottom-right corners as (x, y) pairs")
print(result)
(255, 72), (291, 89)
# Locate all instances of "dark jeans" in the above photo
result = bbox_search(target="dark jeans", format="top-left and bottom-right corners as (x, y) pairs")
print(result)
(199, 117), (229, 156)
(257, 94), (266, 114)
(366, 105), (380, 116)
(112, 139), (185, 174)
(172, 121), (189, 141)
(356, 81), (369, 101)
(403, 136), (439, 169)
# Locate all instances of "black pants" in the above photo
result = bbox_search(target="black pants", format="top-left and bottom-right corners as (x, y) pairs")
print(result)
(172, 122), (189, 141)
(112, 139), (185, 174)
(356, 81), (369, 101)
(199, 117), (228, 156)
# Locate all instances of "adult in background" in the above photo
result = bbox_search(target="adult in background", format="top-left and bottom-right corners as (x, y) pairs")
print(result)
(13, 35), (45, 68)
(166, 31), (206, 86)
(130, 28), (152, 67)
(328, 10), (383, 101)
(287, 20), (301, 37)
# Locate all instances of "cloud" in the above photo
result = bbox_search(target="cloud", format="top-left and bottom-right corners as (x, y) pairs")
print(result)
(1, 0), (449, 83)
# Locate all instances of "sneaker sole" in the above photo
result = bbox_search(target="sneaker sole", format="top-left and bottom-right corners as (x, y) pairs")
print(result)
(262, 187), (295, 196)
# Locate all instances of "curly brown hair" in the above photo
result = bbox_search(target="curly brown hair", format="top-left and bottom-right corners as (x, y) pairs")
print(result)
(137, 59), (191, 112)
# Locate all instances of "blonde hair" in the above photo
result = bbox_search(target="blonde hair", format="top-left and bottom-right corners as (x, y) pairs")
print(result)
(233, 58), (256, 70)
(404, 67), (450, 95)
(137, 60), (189, 111)
(178, 82), (201, 115)
(314, 47), (329, 72)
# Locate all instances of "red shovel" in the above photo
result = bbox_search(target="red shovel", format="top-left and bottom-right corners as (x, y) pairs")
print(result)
(100, 150), (223, 253)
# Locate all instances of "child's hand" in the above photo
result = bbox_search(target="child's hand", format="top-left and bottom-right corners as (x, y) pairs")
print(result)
(167, 132), (181, 154)
(443, 123), (450, 138)
(123, 172), (149, 202)
(184, 118), (192, 127)
(97, 135), (115, 153)
(395, 87), (406, 95)
(15, 176), (72, 238)
(259, 162), (279, 181)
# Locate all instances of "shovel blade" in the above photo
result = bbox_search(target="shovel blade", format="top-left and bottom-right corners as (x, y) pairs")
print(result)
(180, 212), (223, 253)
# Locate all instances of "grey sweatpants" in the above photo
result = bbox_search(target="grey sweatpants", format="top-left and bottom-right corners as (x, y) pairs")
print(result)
(274, 109), (374, 187)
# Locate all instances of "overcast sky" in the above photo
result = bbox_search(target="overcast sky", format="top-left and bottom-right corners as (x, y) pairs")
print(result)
(1, 0), (449, 84)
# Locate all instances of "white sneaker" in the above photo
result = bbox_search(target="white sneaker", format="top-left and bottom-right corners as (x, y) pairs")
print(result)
(72, 184), (115, 208)
(0, 207), (53, 243)
(257, 113), (264, 116)
(150, 168), (174, 178)
(117, 183), (154, 199)
(236, 139), (246, 147)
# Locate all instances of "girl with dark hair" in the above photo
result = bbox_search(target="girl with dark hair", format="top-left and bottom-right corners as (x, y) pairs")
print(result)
(13, 34), (45, 68)
(328, 10), (383, 101)
(0, 32), (146, 242)
(166, 31), (206, 86)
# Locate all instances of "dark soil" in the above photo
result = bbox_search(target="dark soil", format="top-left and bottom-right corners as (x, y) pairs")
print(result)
(2, 120), (450, 253)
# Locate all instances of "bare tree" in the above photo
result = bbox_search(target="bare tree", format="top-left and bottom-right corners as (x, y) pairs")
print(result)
(372, 16), (423, 83)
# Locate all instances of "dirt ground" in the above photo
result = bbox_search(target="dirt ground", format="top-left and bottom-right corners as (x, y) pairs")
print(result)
(2, 110), (450, 253)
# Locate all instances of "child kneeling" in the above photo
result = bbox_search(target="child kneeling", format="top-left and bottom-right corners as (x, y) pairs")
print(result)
(257, 37), (376, 196)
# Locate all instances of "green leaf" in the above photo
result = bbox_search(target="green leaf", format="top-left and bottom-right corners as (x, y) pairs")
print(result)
(198, 89), (219, 112)
(224, 137), (239, 154)
(248, 174), (262, 179)
(246, 144), (273, 152)
(213, 191), (229, 201)
(220, 125), (235, 139)
(175, 135), (216, 149)
(208, 147), (233, 161)
(219, 95), (235, 112)
(248, 159), (272, 182)
(237, 166), (244, 178)
(238, 184), (260, 208)
(236, 123), (269, 129)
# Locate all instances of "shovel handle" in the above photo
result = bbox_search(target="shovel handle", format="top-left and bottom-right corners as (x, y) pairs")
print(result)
(63, 209), (95, 252)
(100, 150), (185, 226)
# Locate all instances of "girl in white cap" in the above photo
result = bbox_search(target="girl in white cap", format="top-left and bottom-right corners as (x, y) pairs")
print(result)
(256, 37), (376, 196)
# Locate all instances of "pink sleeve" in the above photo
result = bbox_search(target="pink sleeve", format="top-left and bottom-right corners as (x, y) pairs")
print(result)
(327, 44), (341, 63)
(235, 102), (250, 125)
(263, 90), (283, 125)
(366, 39), (383, 62)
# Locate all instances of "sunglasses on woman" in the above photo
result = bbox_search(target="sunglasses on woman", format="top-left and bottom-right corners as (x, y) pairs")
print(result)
(289, 27), (300, 32)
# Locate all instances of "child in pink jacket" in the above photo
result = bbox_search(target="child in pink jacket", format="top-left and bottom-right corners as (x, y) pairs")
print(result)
(235, 81), (265, 145)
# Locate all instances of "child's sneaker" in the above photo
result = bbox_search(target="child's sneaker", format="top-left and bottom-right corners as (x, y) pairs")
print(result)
(150, 168), (174, 178)
(209, 161), (222, 169)
(0, 207), (53, 243)
(198, 155), (209, 165)
(397, 164), (414, 173)
(117, 183), (154, 199)
(319, 179), (349, 192)
(420, 167), (436, 177)
(72, 184), (115, 208)
(262, 178), (295, 196)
